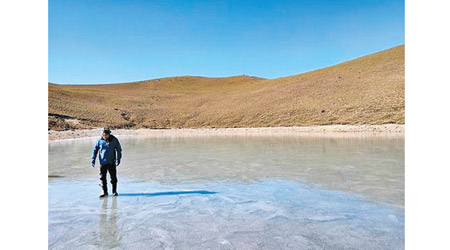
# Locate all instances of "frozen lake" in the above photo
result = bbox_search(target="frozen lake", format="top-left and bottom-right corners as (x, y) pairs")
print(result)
(49, 135), (404, 249)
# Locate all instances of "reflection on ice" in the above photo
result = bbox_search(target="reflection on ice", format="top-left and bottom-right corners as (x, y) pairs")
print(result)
(49, 179), (404, 250)
(99, 197), (120, 249)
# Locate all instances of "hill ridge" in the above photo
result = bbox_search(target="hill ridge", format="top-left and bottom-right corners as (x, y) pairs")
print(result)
(49, 45), (404, 130)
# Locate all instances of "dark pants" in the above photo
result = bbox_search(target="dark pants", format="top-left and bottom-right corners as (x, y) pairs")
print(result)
(99, 163), (118, 194)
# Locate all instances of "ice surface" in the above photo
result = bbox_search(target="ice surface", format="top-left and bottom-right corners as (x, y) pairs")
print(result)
(49, 136), (404, 207)
(49, 180), (404, 250)
(48, 135), (404, 249)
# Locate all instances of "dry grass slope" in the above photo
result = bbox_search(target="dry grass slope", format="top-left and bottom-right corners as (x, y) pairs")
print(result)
(48, 45), (404, 130)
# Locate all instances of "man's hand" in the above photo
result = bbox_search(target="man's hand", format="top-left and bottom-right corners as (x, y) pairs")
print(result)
(116, 160), (120, 167)
(91, 163), (95, 168)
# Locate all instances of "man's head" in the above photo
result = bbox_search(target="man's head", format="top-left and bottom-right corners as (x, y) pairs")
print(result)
(102, 127), (111, 140)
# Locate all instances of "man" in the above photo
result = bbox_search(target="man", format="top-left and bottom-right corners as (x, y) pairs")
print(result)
(91, 127), (122, 197)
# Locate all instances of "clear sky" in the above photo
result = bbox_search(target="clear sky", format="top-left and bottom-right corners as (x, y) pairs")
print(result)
(49, 0), (404, 84)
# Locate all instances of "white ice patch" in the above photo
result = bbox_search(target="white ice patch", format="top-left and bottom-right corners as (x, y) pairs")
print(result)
(49, 179), (404, 250)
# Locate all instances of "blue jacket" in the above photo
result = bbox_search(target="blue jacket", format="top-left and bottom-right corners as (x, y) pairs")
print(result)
(91, 135), (122, 166)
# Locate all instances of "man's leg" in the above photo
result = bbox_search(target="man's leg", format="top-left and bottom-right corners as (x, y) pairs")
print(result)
(108, 164), (118, 196)
(99, 164), (108, 196)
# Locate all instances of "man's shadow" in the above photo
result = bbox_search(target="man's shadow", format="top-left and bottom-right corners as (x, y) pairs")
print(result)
(118, 190), (217, 197)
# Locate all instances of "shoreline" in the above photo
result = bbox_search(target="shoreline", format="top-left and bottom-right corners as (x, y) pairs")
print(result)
(48, 124), (404, 141)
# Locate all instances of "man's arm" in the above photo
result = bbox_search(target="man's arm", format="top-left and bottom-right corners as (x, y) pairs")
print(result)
(115, 139), (122, 166)
(91, 140), (99, 166)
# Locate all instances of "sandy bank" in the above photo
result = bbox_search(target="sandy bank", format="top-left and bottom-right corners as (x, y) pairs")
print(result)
(48, 124), (404, 141)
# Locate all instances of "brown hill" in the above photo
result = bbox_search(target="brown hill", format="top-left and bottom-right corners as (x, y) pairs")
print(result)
(48, 45), (404, 130)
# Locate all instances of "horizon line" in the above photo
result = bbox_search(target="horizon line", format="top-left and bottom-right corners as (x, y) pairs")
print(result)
(49, 44), (404, 86)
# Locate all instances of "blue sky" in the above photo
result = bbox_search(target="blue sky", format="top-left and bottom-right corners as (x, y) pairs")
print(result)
(49, 0), (404, 84)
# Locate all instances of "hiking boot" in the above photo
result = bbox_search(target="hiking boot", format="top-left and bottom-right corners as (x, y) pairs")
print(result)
(112, 183), (117, 195)
(113, 192), (118, 197)
(99, 192), (108, 198)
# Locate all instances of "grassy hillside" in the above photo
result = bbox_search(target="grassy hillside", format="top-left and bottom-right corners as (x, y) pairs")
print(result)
(48, 45), (404, 131)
